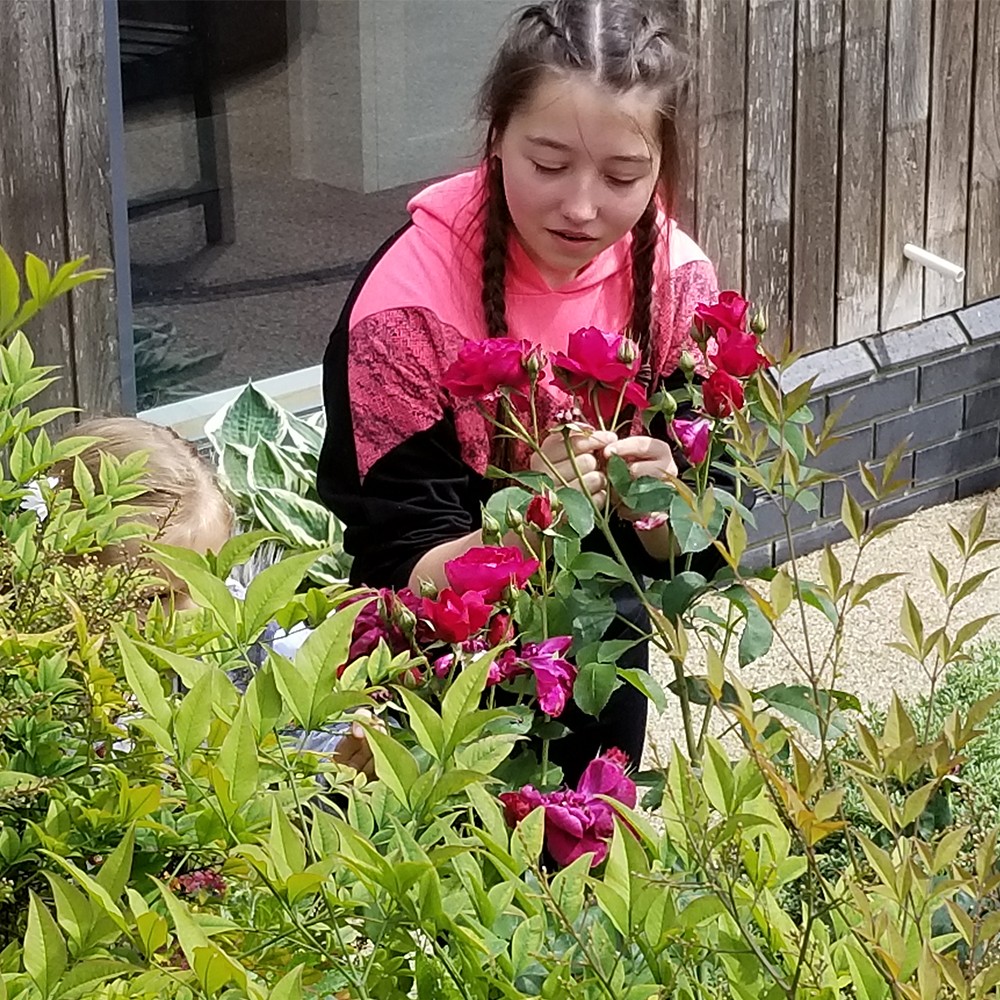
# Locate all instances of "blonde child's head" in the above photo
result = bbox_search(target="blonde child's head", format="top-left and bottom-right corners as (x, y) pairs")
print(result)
(54, 417), (233, 603)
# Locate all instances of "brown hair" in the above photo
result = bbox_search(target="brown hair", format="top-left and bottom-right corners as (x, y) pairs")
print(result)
(54, 417), (233, 550)
(477, 0), (691, 360)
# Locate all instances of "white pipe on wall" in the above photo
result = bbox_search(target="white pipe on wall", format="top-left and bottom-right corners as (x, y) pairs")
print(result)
(903, 243), (966, 283)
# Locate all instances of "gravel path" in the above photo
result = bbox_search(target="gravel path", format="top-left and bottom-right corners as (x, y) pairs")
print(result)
(645, 487), (1000, 762)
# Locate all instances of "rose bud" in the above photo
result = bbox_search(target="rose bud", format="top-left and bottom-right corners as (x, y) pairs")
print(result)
(679, 351), (697, 377)
(481, 509), (503, 545)
(392, 603), (418, 635)
(525, 493), (554, 531)
(505, 506), (523, 531)
(616, 337), (638, 366)
(417, 578), (439, 598)
(659, 391), (677, 419)
(750, 305), (768, 337)
(522, 347), (545, 378)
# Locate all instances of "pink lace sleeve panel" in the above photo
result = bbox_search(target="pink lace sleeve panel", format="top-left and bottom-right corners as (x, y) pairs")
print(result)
(348, 306), (490, 480)
(653, 258), (720, 378)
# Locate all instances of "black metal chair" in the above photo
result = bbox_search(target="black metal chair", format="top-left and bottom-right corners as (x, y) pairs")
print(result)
(118, 0), (234, 245)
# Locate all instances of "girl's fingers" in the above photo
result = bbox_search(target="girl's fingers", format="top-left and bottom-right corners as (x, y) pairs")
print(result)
(628, 459), (678, 480)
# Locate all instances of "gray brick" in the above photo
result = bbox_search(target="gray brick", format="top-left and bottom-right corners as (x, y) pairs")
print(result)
(914, 425), (1000, 482)
(775, 341), (875, 393)
(957, 298), (1000, 342)
(957, 465), (1000, 499)
(747, 495), (819, 543)
(827, 370), (917, 430)
(869, 482), (957, 526)
(867, 315), (967, 370)
(965, 384), (1000, 428)
(774, 519), (852, 565)
(822, 454), (914, 517)
(740, 543), (774, 574)
(812, 424), (875, 473)
(874, 397), (963, 459)
(920, 342), (1000, 401)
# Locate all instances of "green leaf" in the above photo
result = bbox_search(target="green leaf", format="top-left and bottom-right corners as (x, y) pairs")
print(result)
(114, 628), (171, 731)
(442, 652), (493, 750)
(657, 571), (708, 618)
(269, 799), (307, 878)
(52, 959), (138, 1000)
(757, 684), (850, 740)
(205, 382), (286, 453)
(549, 852), (590, 924)
(573, 660), (620, 716)
(24, 253), (49, 302)
(364, 727), (420, 808)
(510, 804), (545, 874)
(42, 873), (93, 952)
(269, 966), (304, 1000)
(24, 892), (67, 998)
(154, 878), (211, 968)
(669, 492), (724, 553)
(569, 551), (633, 583)
(216, 702), (259, 808)
(41, 854), (127, 935)
(215, 528), (282, 579)
(242, 550), (319, 638)
(738, 602), (773, 666)
(618, 667), (668, 713)
(145, 544), (241, 636)
(95, 826), (135, 902)
(244, 665), (286, 739)
(395, 688), (445, 759)
(556, 486), (594, 537)
(173, 670), (216, 763)
(252, 489), (337, 550)
(0, 246), (20, 332)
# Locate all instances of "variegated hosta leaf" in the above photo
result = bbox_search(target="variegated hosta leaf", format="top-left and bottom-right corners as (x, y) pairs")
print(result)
(220, 443), (252, 496)
(205, 383), (287, 454)
(251, 489), (337, 549)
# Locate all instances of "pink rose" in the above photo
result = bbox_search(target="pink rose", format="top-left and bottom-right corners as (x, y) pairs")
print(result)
(702, 369), (745, 417)
(442, 339), (544, 403)
(499, 786), (543, 826)
(670, 417), (711, 466)
(709, 327), (767, 379)
(577, 749), (638, 809)
(444, 546), (539, 602)
(694, 290), (751, 338)
(487, 648), (523, 687)
(345, 587), (423, 665)
(421, 588), (493, 644)
(520, 636), (577, 717)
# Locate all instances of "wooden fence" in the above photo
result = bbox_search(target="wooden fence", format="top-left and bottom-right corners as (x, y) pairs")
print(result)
(0, 0), (119, 416)
(0, 0), (997, 412)
(680, 0), (1000, 354)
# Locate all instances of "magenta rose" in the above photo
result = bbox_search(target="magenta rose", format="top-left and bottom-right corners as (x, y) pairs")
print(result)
(345, 587), (423, 664)
(694, 290), (751, 338)
(442, 338), (544, 403)
(519, 636), (577, 717)
(421, 588), (493, 644)
(702, 368), (745, 417)
(670, 417), (711, 466)
(551, 328), (648, 426)
(443, 545), (539, 602)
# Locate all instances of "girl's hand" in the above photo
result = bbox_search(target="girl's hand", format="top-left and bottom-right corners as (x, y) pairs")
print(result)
(531, 428), (618, 510)
(334, 710), (385, 780)
(604, 436), (677, 521)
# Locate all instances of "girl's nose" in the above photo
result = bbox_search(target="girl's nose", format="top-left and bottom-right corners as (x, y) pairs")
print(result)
(561, 180), (599, 225)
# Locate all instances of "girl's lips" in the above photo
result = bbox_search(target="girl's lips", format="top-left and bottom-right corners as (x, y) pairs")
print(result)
(549, 228), (598, 244)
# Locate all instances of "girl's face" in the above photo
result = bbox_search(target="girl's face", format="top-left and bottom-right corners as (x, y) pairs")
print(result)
(497, 72), (662, 289)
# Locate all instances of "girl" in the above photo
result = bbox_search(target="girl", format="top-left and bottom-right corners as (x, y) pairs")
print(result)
(54, 417), (378, 777)
(317, 0), (719, 785)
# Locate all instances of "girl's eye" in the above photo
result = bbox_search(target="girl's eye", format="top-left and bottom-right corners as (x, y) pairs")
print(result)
(606, 175), (641, 188)
(532, 162), (566, 176)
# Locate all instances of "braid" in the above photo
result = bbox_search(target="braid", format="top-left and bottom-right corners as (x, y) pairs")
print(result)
(629, 199), (658, 385)
(480, 157), (510, 338)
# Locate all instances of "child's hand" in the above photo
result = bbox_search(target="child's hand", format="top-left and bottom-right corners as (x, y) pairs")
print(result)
(603, 436), (677, 522)
(333, 710), (385, 780)
(531, 428), (618, 509)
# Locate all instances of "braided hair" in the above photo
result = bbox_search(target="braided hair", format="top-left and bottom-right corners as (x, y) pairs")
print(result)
(477, 0), (691, 373)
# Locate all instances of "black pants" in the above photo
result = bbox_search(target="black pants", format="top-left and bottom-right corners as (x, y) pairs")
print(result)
(547, 588), (650, 789)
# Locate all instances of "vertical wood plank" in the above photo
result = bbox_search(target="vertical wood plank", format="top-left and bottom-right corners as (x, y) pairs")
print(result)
(53, 0), (121, 415)
(837, 0), (888, 341)
(695, 0), (745, 290)
(967, 0), (1000, 303)
(924, 0), (975, 317)
(0, 1), (76, 409)
(745, 0), (794, 353)
(880, 0), (932, 330)
(675, 0), (699, 237)
(792, 0), (842, 353)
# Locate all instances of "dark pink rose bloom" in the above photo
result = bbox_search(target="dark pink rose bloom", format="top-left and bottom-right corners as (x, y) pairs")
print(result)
(499, 786), (544, 826)
(670, 417), (711, 466)
(520, 636), (577, 717)
(709, 327), (767, 379)
(487, 647), (524, 687)
(345, 587), (423, 664)
(442, 338), (544, 402)
(702, 368), (745, 417)
(577, 749), (638, 809)
(694, 290), (751, 338)
(421, 588), (493, 644)
(444, 545), (539, 602)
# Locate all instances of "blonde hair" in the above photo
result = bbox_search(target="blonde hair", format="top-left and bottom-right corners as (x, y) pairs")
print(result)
(55, 417), (234, 549)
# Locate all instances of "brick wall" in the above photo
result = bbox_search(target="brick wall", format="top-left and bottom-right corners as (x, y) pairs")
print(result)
(744, 298), (1000, 568)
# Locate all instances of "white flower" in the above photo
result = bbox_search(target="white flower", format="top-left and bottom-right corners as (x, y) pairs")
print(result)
(20, 477), (60, 522)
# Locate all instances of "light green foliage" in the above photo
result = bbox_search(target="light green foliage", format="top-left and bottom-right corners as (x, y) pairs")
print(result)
(205, 385), (350, 583)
